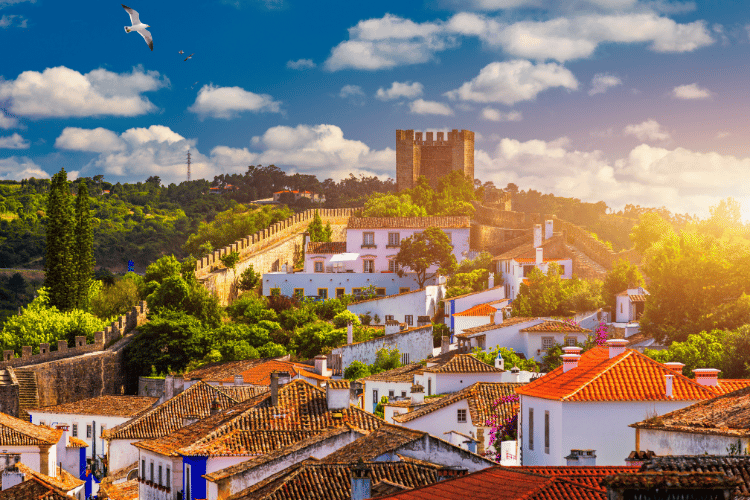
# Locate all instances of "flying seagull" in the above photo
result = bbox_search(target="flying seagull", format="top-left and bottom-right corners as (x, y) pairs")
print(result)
(179, 50), (184, 54)
(122, 4), (153, 51)
(184, 53), (194, 61)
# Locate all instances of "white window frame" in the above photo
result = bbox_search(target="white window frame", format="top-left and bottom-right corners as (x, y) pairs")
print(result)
(388, 232), (400, 246)
(314, 261), (324, 273)
(542, 337), (555, 350)
(404, 315), (413, 326)
(363, 232), (375, 246)
(363, 260), (374, 273)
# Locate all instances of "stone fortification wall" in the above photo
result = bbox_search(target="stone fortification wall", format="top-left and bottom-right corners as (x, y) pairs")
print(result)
(0, 301), (148, 369)
(551, 217), (641, 270)
(196, 208), (357, 306)
(470, 223), (528, 253)
(471, 203), (535, 229)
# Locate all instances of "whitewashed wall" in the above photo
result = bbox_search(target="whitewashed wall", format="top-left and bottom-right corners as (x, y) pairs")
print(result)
(348, 286), (445, 325)
(398, 399), (492, 452)
(262, 272), (429, 297)
(137, 449), (182, 500)
(431, 372), (505, 394)
(498, 258), (573, 300)
(107, 439), (139, 472)
(363, 381), (414, 413)
(464, 319), (544, 356)
(453, 315), (492, 338)
(444, 287), (506, 332)
(523, 331), (589, 362)
(637, 428), (744, 457)
(331, 326), (433, 373)
(28, 411), (129, 460)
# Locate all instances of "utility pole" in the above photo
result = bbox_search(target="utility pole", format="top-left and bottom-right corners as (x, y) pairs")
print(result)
(186, 150), (192, 182)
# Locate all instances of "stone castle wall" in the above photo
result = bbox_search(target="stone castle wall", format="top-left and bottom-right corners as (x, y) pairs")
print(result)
(551, 217), (641, 270)
(396, 129), (474, 191)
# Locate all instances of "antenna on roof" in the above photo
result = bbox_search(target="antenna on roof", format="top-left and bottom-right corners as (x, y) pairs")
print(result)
(186, 150), (192, 182)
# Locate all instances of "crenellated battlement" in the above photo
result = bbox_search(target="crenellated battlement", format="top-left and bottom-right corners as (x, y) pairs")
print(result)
(396, 128), (474, 191)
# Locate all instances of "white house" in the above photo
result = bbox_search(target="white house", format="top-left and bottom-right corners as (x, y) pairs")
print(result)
(451, 300), (509, 338)
(456, 318), (591, 363)
(347, 285), (445, 326)
(5, 461), (85, 499)
(615, 288), (649, 324)
(392, 381), (523, 458)
(414, 354), (505, 397)
(361, 363), (427, 414)
(493, 221), (573, 300)
(28, 395), (158, 462)
(0, 412), (61, 477)
(515, 340), (723, 466)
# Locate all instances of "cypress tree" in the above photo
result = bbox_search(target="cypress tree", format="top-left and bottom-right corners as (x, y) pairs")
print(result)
(45, 169), (74, 310)
(72, 180), (94, 310)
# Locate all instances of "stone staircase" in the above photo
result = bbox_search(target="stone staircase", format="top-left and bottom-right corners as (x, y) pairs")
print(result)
(566, 243), (609, 280)
(14, 369), (39, 419)
(0, 369), (12, 386)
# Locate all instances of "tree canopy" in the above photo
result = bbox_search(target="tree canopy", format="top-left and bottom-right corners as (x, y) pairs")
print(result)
(394, 227), (457, 288)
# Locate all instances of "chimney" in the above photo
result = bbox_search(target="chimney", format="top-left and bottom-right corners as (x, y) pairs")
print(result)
(665, 373), (673, 398)
(441, 335), (450, 354)
(488, 273), (495, 289)
(350, 459), (372, 500)
(565, 449), (596, 466)
(326, 379), (351, 410)
(164, 374), (174, 402)
(417, 316), (431, 327)
(545, 220), (554, 240)
(511, 366), (520, 383)
(535, 247), (543, 266)
(385, 320), (400, 335)
(210, 397), (222, 416)
(606, 339), (628, 359)
(664, 362), (685, 375)
(561, 346), (582, 372)
(234, 374), (244, 386)
(410, 382), (425, 405)
(347, 322), (353, 344)
(55, 425), (69, 460)
(693, 368), (720, 387)
(314, 355), (328, 376)
(495, 353), (504, 370)
(533, 224), (542, 248)
(1, 455), (23, 491)
(270, 372), (279, 406)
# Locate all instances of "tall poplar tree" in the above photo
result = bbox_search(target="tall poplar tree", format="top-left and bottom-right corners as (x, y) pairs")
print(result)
(45, 169), (74, 310)
(72, 180), (94, 310)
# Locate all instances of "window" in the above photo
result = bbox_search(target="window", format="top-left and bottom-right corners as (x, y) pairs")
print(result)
(401, 391), (407, 398)
(336, 288), (346, 298)
(457, 409), (467, 423)
(401, 352), (410, 365)
(86, 425), (92, 438)
(385, 315), (394, 322)
(72, 424), (78, 437)
(39, 420), (45, 426)
(352, 288), (362, 297)
(529, 408), (534, 450)
(158, 464), (163, 486)
(314, 261), (324, 273)
(376, 287), (386, 296)
(399, 287), (410, 294)
(363, 260), (374, 273)
(317, 288), (328, 299)
(545, 411), (550, 454)
(363, 232), (375, 246)
(388, 260), (399, 272)
(389, 390), (394, 399)
(141, 460), (145, 479)
(559, 265), (565, 275)
(150, 461), (154, 482)
(405, 315), (413, 326)
(270, 287), (281, 296)
(565, 337), (577, 347)
(388, 232), (400, 246)
(166, 468), (170, 489)
(373, 389), (379, 405)
(427, 378), (432, 396)
(542, 337), (555, 350)
(620, 303), (624, 314)
(523, 265), (534, 277)
(293, 288), (304, 299)
(185, 465), (191, 500)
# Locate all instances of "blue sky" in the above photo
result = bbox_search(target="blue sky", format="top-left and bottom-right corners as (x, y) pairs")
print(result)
(1, 0), (750, 219)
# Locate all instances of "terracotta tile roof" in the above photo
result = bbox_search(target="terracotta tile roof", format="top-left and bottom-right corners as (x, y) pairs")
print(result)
(322, 425), (426, 463)
(0, 476), (69, 500)
(101, 479), (139, 500)
(347, 216), (471, 229)
(348, 287), (427, 305)
(183, 357), (282, 382)
(628, 294), (647, 302)
(215, 385), (269, 401)
(514, 258), (569, 263)
(442, 285), (505, 302)
(457, 317), (539, 337)
(639, 456), (750, 498)
(369, 466), (605, 500)
(514, 466), (639, 491)
(520, 320), (591, 333)
(631, 386), (750, 437)
(422, 354), (502, 374)
(0, 412), (61, 446)
(360, 363), (425, 382)
(28, 395), (158, 417)
(136, 380), (383, 458)
(66, 436), (88, 448)
(216, 360), (329, 385)
(179, 429), (319, 457)
(326, 379), (350, 389)
(715, 379), (750, 395)
(306, 241), (347, 254)
(515, 346), (719, 402)
(453, 303), (497, 317)
(103, 381), (245, 441)
(392, 382), (522, 425)
(601, 471), (742, 490)
(16, 462), (84, 492)
(227, 459), (442, 500)
(100, 462), (138, 487)
(493, 237), (568, 261)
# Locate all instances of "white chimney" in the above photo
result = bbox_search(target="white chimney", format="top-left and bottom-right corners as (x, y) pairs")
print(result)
(533, 224), (542, 248)
(234, 374), (244, 386)
(441, 335), (450, 354)
(410, 382), (425, 405)
(545, 220), (554, 240)
(562, 346), (582, 372)
(511, 366), (520, 383)
(488, 273), (495, 289)
(347, 322), (353, 344)
(55, 424), (69, 460)
(495, 353), (505, 370)
(350, 461), (372, 500)
(385, 320), (400, 335)
(326, 379), (351, 410)
(665, 373), (674, 398)
(606, 339), (628, 359)
(314, 355), (328, 376)
(535, 247), (543, 266)
(565, 449), (596, 466)
(664, 362), (685, 374)
(693, 368), (720, 387)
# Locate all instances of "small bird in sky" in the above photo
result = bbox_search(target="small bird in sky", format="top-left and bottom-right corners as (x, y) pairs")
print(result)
(184, 53), (194, 61)
(179, 50), (184, 54)
(191, 81), (199, 89)
(122, 4), (153, 51)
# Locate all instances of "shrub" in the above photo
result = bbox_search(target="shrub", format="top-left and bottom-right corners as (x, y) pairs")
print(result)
(333, 310), (361, 329)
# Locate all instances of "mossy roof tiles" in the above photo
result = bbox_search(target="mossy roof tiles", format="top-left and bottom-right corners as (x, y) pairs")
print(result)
(347, 216), (471, 229)
(28, 395), (158, 418)
(0, 412), (61, 446)
(422, 354), (502, 374)
(0, 476), (69, 500)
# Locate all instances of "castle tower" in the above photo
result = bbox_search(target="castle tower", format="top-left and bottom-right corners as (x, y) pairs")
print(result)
(396, 129), (474, 191)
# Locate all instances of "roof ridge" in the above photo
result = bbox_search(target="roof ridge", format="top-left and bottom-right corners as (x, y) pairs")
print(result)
(560, 348), (629, 401)
(627, 349), (719, 397)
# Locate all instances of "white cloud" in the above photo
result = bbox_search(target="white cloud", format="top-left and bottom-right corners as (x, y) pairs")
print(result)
(55, 127), (126, 153)
(480, 107), (522, 121)
(623, 119), (671, 142)
(671, 83), (711, 99)
(445, 60), (578, 104)
(286, 59), (316, 69)
(0, 132), (28, 149)
(375, 81), (424, 101)
(589, 73), (622, 95)
(0, 156), (47, 181)
(339, 85), (365, 98)
(0, 113), (18, 129)
(409, 99), (454, 115)
(0, 66), (168, 118)
(475, 137), (750, 219)
(324, 11), (714, 70)
(188, 84), (282, 119)
(0, 0), (36, 6)
(0, 14), (26, 28)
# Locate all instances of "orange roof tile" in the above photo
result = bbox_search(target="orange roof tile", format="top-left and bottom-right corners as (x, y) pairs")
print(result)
(422, 354), (502, 374)
(306, 242), (347, 254)
(0, 476), (69, 500)
(514, 466), (639, 491)
(66, 437), (88, 448)
(218, 360), (328, 385)
(347, 216), (471, 229)
(16, 463), (84, 492)
(514, 258), (569, 263)
(0, 412), (61, 446)
(456, 317), (539, 338)
(515, 346), (719, 402)
(29, 395), (158, 418)
(716, 379), (750, 395)
(453, 303), (497, 317)
(520, 320), (591, 333)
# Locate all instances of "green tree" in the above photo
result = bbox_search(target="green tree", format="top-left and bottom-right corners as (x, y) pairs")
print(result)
(344, 360), (371, 380)
(90, 273), (142, 320)
(644, 330), (726, 376)
(45, 169), (74, 310)
(721, 325), (750, 379)
(238, 265), (260, 292)
(220, 250), (241, 297)
(630, 212), (674, 253)
(72, 181), (94, 310)
(307, 210), (332, 242)
(373, 395), (388, 418)
(394, 227), (457, 288)
(511, 265), (602, 317)
(362, 193), (427, 217)
(472, 345), (539, 372)
(333, 310), (360, 328)
(602, 260), (645, 308)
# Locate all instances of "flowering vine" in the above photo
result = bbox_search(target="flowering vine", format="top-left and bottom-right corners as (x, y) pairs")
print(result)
(484, 394), (520, 461)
